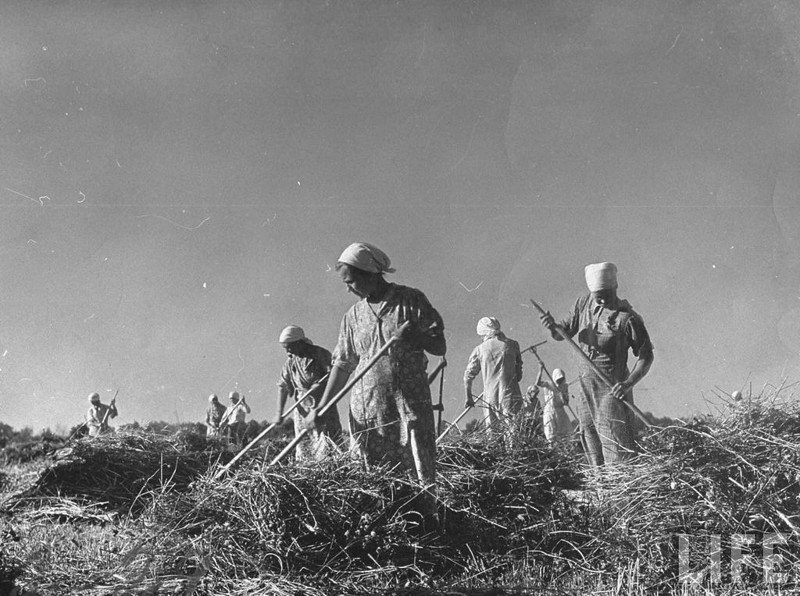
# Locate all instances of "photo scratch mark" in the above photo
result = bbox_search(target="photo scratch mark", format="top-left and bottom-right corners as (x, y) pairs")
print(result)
(78, 191), (86, 204)
(261, 213), (277, 226)
(459, 281), (484, 292)
(136, 214), (210, 230)
(24, 77), (46, 87)
(665, 27), (683, 56)
(5, 187), (42, 206)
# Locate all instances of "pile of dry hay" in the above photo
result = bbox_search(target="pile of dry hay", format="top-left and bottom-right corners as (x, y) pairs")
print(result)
(7, 386), (800, 594)
(2, 429), (238, 515)
(140, 430), (581, 592)
(539, 384), (800, 591)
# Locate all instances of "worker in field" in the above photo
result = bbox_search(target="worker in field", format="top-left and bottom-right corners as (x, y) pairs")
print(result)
(223, 391), (251, 445)
(306, 242), (446, 528)
(463, 316), (524, 444)
(539, 262), (654, 465)
(273, 325), (342, 461)
(533, 365), (573, 445)
(205, 394), (226, 437)
(86, 392), (118, 436)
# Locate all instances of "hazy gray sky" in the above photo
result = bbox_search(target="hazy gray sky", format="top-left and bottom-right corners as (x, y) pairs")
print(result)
(1, 1), (799, 431)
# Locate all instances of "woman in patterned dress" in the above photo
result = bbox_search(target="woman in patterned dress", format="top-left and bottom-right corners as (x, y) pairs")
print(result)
(274, 325), (342, 462)
(308, 242), (446, 519)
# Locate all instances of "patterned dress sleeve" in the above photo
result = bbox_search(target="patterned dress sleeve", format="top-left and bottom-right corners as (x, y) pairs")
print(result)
(403, 287), (445, 342)
(277, 358), (294, 392)
(332, 309), (359, 374)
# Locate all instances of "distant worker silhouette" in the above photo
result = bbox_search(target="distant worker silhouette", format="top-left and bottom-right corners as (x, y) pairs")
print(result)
(86, 392), (118, 436)
(205, 394), (226, 437)
(464, 316), (523, 444)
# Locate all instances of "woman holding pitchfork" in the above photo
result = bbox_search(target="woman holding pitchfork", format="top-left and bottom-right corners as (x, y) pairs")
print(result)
(306, 242), (446, 526)
(538, 262), (654, 466)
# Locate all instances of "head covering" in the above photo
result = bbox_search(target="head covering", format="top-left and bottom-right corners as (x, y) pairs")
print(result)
(584, 262), (618, 292)
(552, 368), (566, 382)
(732, 390), (743, 402)
(476, 316), (501, 336)
(229, 391), (240, 401)
(208, 394), (218, 403)
(337, 242), (395, 274)
(88, 392), (101, 403)
(279, 325), (311, 344)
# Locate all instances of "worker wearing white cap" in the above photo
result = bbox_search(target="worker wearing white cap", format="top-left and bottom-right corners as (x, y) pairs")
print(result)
(464, 316), (524, 444)
(533, 366), (573, 445)
(86, 392), (118, 437)
(539, 262), (654, 465)
(308, 242), (445, 528)
(274, 325), (342, 462)
(205, 394), (226, 437)
(222, 391), (251, 446)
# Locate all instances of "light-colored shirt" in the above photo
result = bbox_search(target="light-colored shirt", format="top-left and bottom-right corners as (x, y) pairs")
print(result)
(224, 400), (251, 424)
(464, 332), (523, 406)
(86, 402), (117, 435)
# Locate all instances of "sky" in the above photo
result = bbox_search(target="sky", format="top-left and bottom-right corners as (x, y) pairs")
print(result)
(1, 0), (799, 432)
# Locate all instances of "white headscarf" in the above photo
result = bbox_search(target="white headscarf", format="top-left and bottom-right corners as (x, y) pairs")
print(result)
(338, 242), (396, 274)
(552, 368), (565, 382)
(476, 316), (501, 336)
(584, 262), (618, 292)
(279, 325), (311, 344)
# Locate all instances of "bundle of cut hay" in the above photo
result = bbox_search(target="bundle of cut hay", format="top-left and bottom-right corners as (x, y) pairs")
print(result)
(139, 430), (582, 592)
(2, 430), (235, 514)
(536, 384), (800, 591)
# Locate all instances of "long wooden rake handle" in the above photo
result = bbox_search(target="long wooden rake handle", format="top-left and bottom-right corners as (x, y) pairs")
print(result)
(213, 373), (330, 480)
(100, 388), (120, 426)
(267, 321), (411, 467)
(530, 299), (651, 429)
(436, 392), (482, 443)
(427, 357), (447, 386)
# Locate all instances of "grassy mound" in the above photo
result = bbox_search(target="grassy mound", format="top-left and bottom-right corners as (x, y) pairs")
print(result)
(5, 386), (800, 595)
(143, 431), (581, 592)
(545, 386), (800, 592)
(2, 430), (235, 514)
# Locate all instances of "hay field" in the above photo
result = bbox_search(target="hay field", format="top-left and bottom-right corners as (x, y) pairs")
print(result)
(2, 385), (800, 595)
